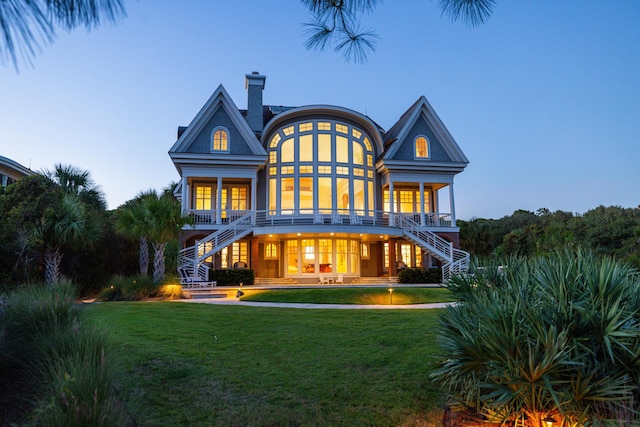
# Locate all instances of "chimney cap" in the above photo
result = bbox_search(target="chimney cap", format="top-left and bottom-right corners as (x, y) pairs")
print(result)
(245, 72), (266, 89)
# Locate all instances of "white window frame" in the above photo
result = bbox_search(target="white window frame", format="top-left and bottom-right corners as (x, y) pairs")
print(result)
(211, 126), (230, 153)
(414, 135), (430, 159)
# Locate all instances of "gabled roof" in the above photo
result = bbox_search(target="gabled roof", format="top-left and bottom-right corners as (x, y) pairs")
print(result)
(383, 96), (469, 164)
(169, 84), (266, 156)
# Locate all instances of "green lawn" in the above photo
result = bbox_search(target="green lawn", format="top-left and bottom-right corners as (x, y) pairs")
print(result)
(240, 286), (454, 305)
(85, 302), (446, 426)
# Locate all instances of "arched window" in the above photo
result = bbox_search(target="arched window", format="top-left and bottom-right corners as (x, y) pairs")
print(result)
(267, 120), (376, 216)
(415, 135), (429, 159)
(212, 127), (229, 152)
(265, 243), (278, 259)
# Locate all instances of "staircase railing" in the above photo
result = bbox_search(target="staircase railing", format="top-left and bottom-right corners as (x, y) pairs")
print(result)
(395, 214), (469, 281)
(178, 212), (254, 281)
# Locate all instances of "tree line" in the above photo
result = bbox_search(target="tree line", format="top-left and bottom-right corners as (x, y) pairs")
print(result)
(460, 206), (640, 268)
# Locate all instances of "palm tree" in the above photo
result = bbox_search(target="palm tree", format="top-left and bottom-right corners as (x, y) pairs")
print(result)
(1, 0), (126, 68)
(137, 190), (190, 283)
(114, 191), (157, 276)
(36, 193), (101, 284)
(433, 249), (640, 426)
(44, 163), (106, 210)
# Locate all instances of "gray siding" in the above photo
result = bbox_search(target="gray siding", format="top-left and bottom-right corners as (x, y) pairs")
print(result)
(391, 118), (452, 162)
(185, 106), (255, 155)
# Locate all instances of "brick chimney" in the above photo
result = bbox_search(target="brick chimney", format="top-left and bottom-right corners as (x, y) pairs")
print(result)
(245, 71), (266, 134)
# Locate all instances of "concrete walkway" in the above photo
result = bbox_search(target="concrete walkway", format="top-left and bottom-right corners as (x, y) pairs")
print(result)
(175, 298), (455, 310)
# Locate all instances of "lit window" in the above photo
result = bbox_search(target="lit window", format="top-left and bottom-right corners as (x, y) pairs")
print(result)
(318, 165), (332, 174)
(269, 151), (277, 163)
(336, 123), (348, 134)
(299, 165), (313, 174)
(281, 166), (294, 174)
(265, 243), (278, 259)
(269, 167), (276, 176)
(299, 122), (313, 132)
(352, 129), (362, 139)
(299, 135), (313, 162)
(363, 137), (372, 151)
(336, 166), (349, 175)
(212, 128), (229, 151)
(194, 185), (212, 210)
(283, 126), (294, 136)
(353, 168), (364, 177)
(361, 243), (370, 259)
(367, 154), (373, 167)
(353, 143), (364, 165)
(415, 136), (429, 158)
(318, 122), (331, 131)
(270, 134), (281, 148)
(281, 138), (294, 162)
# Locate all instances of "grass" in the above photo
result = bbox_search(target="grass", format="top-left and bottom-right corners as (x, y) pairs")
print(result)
(239, 286), (454, 305)
(85, 302), (446, 426)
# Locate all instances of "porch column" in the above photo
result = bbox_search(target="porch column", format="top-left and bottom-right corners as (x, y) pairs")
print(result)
(388, 238), (397, 277)
(251, 237), (259, 277)
(388, 181), (395, 226)
(251, 176), (257, 224)
(216, 177), (223, 224)
(181, 176), (188, 214)
(449, 183), (457, 227)
(419, 182), (425, 226)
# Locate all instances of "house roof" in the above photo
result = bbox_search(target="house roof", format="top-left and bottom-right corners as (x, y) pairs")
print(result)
(169, 84), (266, 156)
(382, 96), (469, 164)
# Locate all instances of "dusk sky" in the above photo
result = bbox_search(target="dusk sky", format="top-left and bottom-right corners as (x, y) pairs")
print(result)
(1, 1), (638, 220)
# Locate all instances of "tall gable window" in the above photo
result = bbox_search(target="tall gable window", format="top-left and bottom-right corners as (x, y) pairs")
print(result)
(415, 135), (429, 159)
(212, 127), (229, 152)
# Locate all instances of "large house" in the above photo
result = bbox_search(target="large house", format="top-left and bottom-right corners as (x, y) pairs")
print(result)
(170, 73), (469, 284)
(0, 156), (34, 187)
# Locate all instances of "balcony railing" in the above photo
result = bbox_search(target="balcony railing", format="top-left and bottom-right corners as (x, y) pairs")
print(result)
(185, 209), (453, 228)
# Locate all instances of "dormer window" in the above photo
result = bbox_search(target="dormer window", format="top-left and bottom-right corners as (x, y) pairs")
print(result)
(415, 135), (429, 159)
(212, 127), (229, 152)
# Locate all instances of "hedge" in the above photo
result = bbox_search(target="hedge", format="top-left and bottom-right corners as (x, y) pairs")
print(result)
(209, 268), (255, 286)
(398, 267), (442, 284)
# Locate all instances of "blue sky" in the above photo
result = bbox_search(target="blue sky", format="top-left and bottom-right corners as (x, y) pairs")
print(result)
(1, 1), (638, 219)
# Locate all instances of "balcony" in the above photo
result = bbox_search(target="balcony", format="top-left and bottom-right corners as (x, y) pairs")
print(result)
(184, 209), (454, 230)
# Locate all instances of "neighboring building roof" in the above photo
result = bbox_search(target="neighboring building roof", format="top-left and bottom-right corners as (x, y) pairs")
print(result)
(0, 155), (35, 184)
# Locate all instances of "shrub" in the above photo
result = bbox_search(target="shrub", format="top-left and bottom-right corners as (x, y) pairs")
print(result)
(157, 283), (183, 299)
(209, 268), (255, 286)
(398, 267), (442, 283)
(433, 249), (640, 426)
(1, 280), (130, 426)
(97, 274), (158, 301)
(31, 327), (129, 426)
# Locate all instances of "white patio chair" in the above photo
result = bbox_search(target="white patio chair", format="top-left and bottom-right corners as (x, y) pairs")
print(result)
(335, 274), (344, 285)
(331, 212), (343, 224)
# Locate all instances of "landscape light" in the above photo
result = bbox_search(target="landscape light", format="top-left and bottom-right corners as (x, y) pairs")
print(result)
(543, 415), (556, 427)
(388, 288), (394, 304)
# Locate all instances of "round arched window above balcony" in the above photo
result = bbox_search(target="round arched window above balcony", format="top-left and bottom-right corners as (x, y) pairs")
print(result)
(267, 120), (375, 216)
